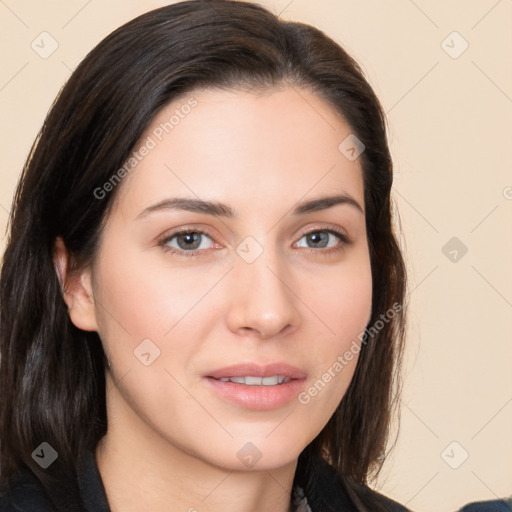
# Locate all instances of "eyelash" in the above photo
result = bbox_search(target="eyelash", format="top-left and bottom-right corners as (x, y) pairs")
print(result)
(158, 226), (352, 258)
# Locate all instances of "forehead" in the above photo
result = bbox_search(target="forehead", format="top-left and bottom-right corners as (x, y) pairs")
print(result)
(112, 86), (364, 216)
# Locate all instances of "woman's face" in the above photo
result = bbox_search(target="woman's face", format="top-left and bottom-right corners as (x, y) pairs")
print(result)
(74, 86), (372, 471)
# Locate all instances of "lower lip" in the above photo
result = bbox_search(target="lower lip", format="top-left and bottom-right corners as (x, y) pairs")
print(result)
(204, 377), (306, 410)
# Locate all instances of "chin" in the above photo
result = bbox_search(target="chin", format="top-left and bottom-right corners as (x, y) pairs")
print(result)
(200, 433), (310, 473)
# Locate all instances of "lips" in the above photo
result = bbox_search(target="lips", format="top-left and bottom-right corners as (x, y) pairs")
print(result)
(206, 363), (307, 381)
(218, 375), (290, 385)
(203, 363), (307, 410)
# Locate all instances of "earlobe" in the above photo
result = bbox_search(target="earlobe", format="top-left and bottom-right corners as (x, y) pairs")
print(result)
(53, 237), (99, 332)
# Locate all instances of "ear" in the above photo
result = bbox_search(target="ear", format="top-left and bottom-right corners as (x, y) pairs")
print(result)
(53, 237), (98, 332)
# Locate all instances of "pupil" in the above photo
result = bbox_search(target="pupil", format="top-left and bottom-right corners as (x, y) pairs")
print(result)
(308, 232), (327, 248)
(178, 233), (200, 250)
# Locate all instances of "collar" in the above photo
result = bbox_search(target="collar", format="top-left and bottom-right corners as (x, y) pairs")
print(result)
(76, 450), (111, 512)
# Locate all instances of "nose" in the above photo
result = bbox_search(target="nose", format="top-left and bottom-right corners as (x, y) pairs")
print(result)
(225, 249), (302, 340)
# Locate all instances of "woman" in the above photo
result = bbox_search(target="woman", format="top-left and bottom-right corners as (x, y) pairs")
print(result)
(0, 1), (409, 510)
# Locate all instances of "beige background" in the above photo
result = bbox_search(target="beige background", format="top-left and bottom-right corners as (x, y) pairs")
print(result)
(1, 1), (511, 510)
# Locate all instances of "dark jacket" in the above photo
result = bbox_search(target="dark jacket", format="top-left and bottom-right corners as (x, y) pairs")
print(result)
(0, 450), (410, 512)
(459, 499), (512, 512)
(2, 450), (510, 511)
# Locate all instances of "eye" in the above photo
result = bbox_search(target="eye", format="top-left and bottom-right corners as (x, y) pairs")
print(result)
(295, 229), (349, 251)
(160, 229), (215, 255)
(158, 227), (351, 258)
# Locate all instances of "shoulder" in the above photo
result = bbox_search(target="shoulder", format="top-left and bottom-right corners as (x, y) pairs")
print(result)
(0, 450), (109, 512)
(0, 470), (56, 512)
(458, 497), (512, 511)
(296, 453), (411, 512)
(0, 491), (17, 512)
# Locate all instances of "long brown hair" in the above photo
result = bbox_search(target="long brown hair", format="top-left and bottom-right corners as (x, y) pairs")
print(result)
(0, 1), (406, 509)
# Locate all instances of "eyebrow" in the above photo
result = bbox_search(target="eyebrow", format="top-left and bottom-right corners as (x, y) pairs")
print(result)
(136, 193), (363, 220)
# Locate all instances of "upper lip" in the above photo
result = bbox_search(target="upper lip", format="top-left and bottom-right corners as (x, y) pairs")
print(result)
(206, 363), (307, 380)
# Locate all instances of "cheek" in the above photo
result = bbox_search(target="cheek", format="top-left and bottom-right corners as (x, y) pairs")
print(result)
(90, 242), (233, 410)
(90, 248), (220, 437)
(309, 252), (372, 350)
(298, 255), (372, 415)
(92, 244), (226, 345)
(324, 266), (372, 331)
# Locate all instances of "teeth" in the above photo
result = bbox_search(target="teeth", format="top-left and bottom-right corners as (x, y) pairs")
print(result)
(217, 376), (290, 386)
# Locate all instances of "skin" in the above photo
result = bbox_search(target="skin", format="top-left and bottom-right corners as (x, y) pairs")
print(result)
(55, 86), (372, 512)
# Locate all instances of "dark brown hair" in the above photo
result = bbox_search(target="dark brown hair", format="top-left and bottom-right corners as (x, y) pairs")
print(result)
(0, 1), (406, 509)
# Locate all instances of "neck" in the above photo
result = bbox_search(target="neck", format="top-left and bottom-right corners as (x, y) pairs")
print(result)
(95, 374), (297, 512)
